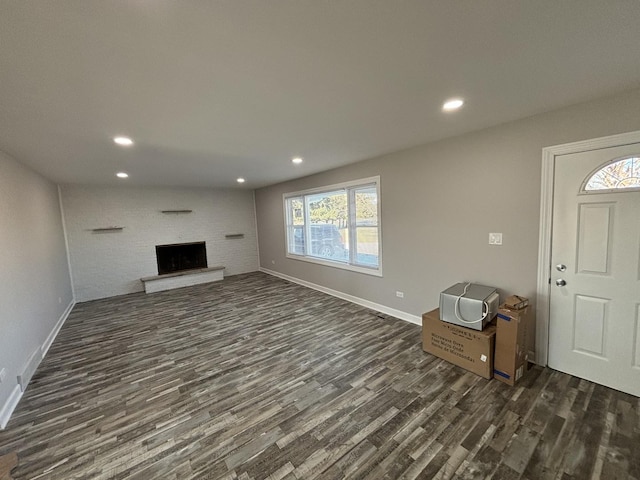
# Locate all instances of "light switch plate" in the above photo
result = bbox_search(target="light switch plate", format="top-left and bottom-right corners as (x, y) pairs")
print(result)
(489, 233), (503, 245)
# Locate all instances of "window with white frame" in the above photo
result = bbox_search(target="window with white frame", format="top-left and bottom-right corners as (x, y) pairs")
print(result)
(284, 177), (381, 275)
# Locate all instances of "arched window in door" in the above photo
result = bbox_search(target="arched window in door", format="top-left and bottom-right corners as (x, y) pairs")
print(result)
(582, 156), (640, 193)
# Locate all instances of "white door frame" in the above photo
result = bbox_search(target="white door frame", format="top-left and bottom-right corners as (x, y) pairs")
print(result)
(536, 129), (640, 366)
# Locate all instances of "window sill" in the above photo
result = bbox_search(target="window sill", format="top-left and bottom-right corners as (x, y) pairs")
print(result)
(285, 253), (382, 277)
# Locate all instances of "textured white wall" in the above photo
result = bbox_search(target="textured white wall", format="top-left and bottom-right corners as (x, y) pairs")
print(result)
(0, 151), (73, 418)
(61, 186), (258, 301)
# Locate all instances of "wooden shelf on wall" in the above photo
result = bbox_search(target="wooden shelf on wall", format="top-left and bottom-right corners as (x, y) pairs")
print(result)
(91, 227), (124, 232)
(225, 234), (244, 239)
(161, 210), (193, 214)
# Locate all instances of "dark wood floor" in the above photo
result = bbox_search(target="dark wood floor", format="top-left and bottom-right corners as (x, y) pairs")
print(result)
(0, 272), (638, 479)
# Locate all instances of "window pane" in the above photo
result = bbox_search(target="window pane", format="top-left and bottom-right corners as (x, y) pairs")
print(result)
(284, 177), (381, 275)
(305, 190), (348, 262)
(585, 157), (640, 191)
(353, 186), (379, 267)
(286, 197), (304, 255)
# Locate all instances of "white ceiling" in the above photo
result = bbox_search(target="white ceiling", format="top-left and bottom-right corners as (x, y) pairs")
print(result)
(2, 1), (640, 189)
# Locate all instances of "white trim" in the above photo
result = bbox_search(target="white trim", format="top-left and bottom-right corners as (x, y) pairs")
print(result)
(536, 147), (555, 366)
(536, 130), (640, 366)
(260, 267), (421, 326)
(42, 299), (75, 358)
(0, 385), (22, 429)
(17, 348), (42, 393)
(284, 253), (383, 277)
(252, 189), (261, 270)
(1, 299), (75, 430)
(284, 175), (381, 198)
(58, 185), (76, 301)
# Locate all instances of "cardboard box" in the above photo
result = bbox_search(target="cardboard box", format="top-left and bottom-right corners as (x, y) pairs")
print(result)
(494, 304), (532, 386)
(503, 295), (529, 310)
(422, 308), (496, 379)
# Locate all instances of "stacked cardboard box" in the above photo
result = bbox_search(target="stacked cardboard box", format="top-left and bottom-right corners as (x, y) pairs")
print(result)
(422, 308), (496, 379)
(494, 302), (532, 386)
(422, 294), (533, 384)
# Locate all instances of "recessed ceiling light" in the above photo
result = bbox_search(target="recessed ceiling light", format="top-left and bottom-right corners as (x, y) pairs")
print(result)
(442, 98), (464, 111)
(292, 157), (303, 164)
(237, 177), (245, 184)
(113, 136), (134, 146)
(116, 172), (129, 178)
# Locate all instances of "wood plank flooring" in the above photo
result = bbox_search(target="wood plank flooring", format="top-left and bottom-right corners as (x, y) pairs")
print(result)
(0, 272), (638, 479)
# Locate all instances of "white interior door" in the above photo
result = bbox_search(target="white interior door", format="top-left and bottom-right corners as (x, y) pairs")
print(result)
(549, 143), (640, 396)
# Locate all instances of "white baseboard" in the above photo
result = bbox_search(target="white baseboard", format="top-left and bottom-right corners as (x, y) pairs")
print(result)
(17, 348), (42, 392)
(42, 300), (75, 357)
(0, 300), (75, 430)
(0, 385), (22, 429)
(259, 267), (421, 326)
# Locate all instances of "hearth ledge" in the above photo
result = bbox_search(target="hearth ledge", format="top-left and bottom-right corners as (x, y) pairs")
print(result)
(141, 266), (225, 293)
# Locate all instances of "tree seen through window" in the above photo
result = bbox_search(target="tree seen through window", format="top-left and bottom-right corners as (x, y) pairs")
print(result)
(584, 156), (640, 191)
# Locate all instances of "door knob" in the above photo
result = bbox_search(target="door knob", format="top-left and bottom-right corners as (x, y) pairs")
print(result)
(556, 264), (567, 272)
(556, 279), (567, 287)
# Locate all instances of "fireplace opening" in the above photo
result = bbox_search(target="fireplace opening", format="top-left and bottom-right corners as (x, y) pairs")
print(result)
(156, 241), (208, 275)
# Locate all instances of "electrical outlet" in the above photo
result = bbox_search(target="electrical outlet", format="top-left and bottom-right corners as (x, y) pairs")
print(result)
(396, 291), (404, 298)
(0, 368), (6, 384)
(489, 233), (503, 245)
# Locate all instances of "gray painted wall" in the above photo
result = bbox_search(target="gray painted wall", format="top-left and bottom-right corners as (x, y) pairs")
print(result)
(61, 185), (259, 301)
(0, 151), (73, 418)
(255, 88), (640, 352)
